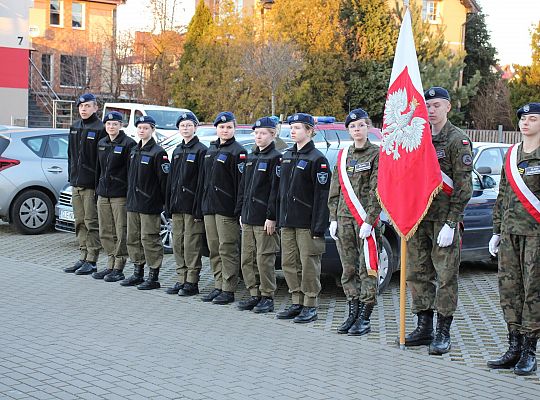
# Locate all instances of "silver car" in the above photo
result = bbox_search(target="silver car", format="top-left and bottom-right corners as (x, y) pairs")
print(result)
(0, 128), (69, 234)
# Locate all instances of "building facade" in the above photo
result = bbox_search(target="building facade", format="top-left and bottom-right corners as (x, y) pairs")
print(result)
(0, 0), (34, 126)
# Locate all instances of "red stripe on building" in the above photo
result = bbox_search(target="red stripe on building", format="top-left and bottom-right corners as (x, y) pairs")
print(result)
(0, 47), (29, 89)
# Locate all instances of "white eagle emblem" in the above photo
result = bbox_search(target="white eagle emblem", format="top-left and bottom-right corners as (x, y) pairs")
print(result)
(524, 104), (530, 112)
(381, 88), (426, 160)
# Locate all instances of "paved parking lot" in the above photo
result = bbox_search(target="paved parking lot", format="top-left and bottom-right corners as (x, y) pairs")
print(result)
(0, 222), (538, 399)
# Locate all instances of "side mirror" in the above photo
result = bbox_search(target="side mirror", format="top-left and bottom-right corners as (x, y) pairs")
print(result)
(476, 166), (492, 175)
(482, 175), (497, 189)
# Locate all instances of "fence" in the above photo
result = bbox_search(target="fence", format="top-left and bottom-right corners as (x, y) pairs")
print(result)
(465, 129), (521, 144)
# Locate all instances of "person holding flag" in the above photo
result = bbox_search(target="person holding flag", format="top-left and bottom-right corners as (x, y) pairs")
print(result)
(403, 87), (473, 355)
(487, 102), (540, 376)
(328, 108), (381, 336)
(376, 1), (473, 353)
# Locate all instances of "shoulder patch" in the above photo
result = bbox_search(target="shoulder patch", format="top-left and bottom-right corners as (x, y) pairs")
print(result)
(317, 172), (328, 185)
(462, 154), (473, 166)
(275, 165), (281, 177)
(162, 162), (171, 174)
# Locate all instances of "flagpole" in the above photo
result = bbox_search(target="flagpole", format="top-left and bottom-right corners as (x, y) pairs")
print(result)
(399, 238), (407, 349)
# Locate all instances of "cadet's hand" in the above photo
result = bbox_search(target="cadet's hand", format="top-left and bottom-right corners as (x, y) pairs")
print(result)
(359, 222), (373, 239)
(329, 221), (338, 241)
(437, 224), (455, 247)
(489, 234), (501, 257)
(239, 216), (243, 229)
(264, 219), (276, 235)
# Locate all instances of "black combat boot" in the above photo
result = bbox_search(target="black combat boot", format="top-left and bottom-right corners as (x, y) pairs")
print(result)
(137, 268), (161, 290)
(293, 307), (318, 323)
(348, 302), (375, 336)
(103, 269), (125, 282)
(428, 313), (453, 355)
(120, 264), (145, 286)
(75, 261), (97, 275)
(276, 304), (303, 319)
(201, 288), (222, 302)
(337, 300), (360, 334)
(487, 328), (522, 369)
(237, 296), (261, 311)
(514, 334), (538, 376)
(92, 268), (112, 280)
(64, 259), (85, 273)
(404, 310), (434, 346)
(178, 282), (199, 296)
(166, 282), (184, 295)
(253, 297), (274, 313)
(212, 291), (235, 304)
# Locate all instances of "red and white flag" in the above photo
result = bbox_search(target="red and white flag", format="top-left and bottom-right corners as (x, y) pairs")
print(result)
(377, 7), (442, 239)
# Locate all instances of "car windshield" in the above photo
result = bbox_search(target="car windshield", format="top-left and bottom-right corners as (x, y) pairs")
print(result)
(145, 110), (183, 130)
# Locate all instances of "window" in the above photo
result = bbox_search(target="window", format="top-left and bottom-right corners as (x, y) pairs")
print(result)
(22, 136), (46, 157)
(474, 148), (503, 175)
(422, 0), (438, 22)
(133, 110), (144, 126)
(50, 0), (62, 26)
(60, 55), (87, 87)
(72, 3), (84, 29)
(41, 54), (53, 86)
(44, 135), (69, 159)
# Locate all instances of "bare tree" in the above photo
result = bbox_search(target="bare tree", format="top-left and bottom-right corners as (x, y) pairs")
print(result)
(470, 79), (514, 130)
(242, 40), (303, 116)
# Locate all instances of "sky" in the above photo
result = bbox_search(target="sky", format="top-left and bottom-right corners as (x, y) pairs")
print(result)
(116, 0), (540, 66)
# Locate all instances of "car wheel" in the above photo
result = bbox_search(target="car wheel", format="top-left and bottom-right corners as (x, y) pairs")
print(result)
(378, 236), (395, 294)
(160, 212), (173, 254)
(10, 190), (55, 235)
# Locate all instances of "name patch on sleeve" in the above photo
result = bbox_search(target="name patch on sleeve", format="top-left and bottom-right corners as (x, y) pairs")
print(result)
(525, 165), (540, 176)
(355, 161), (371, 172)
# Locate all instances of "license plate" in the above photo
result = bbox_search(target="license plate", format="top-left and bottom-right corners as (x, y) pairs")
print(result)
(60, 210), (75, 222)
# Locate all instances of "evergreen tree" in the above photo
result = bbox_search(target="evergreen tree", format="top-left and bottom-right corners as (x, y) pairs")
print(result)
(463, 11), (498, 85)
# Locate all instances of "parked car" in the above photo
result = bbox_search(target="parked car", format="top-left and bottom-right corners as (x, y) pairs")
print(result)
(0, 128), (69, 234)
(103, 103), (192, 142)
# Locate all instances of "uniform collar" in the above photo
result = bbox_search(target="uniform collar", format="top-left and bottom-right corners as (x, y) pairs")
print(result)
(211, 137), (236, 148)
(81, 113), (99, 124)
(350, 139), (372, 153)
(106, 130), (126, 144)
(292, 140), (315, 154)
(138, 137), (156, 151)
(431, 121), (451, 143)
(254, 141), (276, 155)
(180, 135), (200, 149)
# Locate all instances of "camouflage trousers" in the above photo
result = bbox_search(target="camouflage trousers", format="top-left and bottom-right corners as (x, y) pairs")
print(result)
(498, 233), (540, 337)
(406, 220), (461, 317)
(336, 217), (378, 303)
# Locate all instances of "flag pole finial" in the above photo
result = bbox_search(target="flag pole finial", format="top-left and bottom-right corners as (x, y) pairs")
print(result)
(403, 0), (410, 8)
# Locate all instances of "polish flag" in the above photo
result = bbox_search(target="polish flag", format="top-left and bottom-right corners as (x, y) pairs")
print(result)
(377, 7), (442, 239)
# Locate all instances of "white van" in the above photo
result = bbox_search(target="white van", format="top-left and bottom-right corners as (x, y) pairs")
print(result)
(103, 103), (191, 142)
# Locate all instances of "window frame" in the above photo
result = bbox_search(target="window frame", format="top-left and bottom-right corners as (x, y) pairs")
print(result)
(44, 134), (69, 160)
(71, 2), (85, 30)
(50, 0), (63, 27)
(41, 54), (53, 87)
(59, 54), (88, 88)
(422, 0), (439, 23)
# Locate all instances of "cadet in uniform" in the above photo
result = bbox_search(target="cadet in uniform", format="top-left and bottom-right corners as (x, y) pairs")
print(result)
(120, 116), (170, 290)
(165, 112), (207, 296)
(64, 93), (106, 275)
(235, 117), (281, 313)
(200, 112), (247, 305)
(405, 87), (473, 355)
(92, 111), (136, 282)
(276, 113), (331, 323)
(487, 102), (540, 375)
(328, 108), (381, 335)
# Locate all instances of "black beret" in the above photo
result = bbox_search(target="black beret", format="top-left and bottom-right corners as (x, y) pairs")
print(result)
(176, 111), (199, 127)
(135, 115), (156, 127)
(345, 108), (369, 128)
(213, 111), (236, 127)
(517, 102), (540, 118)
(76, 93), (97, 106)
(252, 116), (277, 130)
(424, 87), (450, 101)
(288, 113), (315, 127)
(103, 111), (123, 123)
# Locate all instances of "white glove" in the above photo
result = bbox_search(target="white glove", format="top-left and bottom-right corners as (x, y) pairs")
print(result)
(489, 234), (501, 257)
(437, 224), (455, 247)
(329, 221), (338, 241)
(359, 222), (373, 239)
